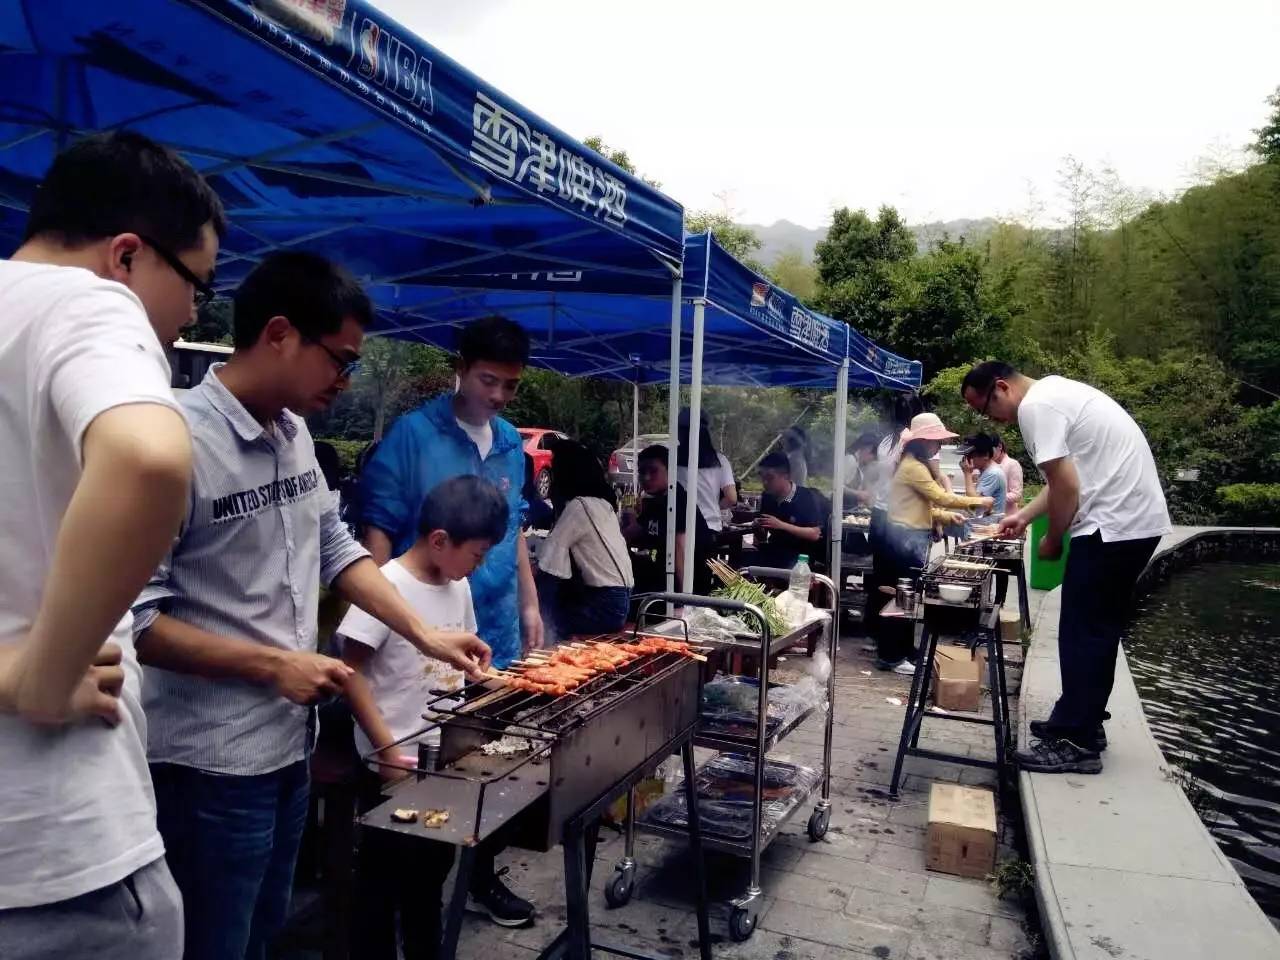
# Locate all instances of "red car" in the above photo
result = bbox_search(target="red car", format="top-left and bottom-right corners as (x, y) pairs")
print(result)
(518, 428), (570, 500)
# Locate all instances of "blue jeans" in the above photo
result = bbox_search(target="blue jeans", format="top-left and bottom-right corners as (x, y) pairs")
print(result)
(151, 760), (310, 960)
(538, 571), (630, 641)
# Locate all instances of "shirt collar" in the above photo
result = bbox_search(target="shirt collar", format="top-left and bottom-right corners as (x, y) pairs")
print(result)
(781, 483), (797, 504)
(202, 363), (297, 444)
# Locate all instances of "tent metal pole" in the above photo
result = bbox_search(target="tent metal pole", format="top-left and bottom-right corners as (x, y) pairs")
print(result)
(830, 358), (850, 644)
(682, 299), (707, 595)
(664, 278), (683, 595)
(632, 378), (641, 494)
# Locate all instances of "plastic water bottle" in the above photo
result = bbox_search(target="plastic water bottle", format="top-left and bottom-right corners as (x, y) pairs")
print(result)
(789, 554), (813, 603)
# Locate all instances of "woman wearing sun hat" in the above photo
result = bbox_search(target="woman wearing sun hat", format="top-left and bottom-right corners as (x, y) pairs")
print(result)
(875, 413), (993, 673)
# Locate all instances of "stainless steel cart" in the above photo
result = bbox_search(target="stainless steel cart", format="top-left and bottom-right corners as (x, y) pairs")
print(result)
(605, 568), (838, 942)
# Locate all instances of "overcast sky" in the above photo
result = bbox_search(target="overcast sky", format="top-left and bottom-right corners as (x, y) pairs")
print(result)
(377, 0), (1280, 230)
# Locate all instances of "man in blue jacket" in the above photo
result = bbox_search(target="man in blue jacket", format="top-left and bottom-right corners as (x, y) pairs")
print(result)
(359, 314), (541, 925)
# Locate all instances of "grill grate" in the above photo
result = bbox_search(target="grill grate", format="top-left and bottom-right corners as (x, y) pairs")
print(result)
(919, 555), (997, 607)
(956, 538), (1023, 560)
(423, 635), (693, 738)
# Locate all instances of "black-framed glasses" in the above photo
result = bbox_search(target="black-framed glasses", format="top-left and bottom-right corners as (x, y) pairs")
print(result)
(980, 385), (996, 418)
(138, 233), (216, 307)
(309, 339), (361, 380)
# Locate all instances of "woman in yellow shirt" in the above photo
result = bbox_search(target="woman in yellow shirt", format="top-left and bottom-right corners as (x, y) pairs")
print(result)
(875, 413), (992, 673)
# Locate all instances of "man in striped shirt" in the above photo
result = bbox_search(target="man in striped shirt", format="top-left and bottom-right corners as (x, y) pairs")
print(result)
(133, 253), (490, 960)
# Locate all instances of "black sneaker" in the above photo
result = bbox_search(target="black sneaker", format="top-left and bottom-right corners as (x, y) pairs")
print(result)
(468, 868), (535, 928)
(1016, 738), (1103, 774)
(1030, 720), (1107, 752)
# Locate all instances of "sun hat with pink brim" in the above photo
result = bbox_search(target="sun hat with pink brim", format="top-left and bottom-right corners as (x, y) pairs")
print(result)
(903, 412), (958, 442)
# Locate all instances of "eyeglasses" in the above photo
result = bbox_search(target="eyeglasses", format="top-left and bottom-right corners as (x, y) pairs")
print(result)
(980, 385), (996, 418)
(138, 233), (216, 307)
(309, 338), (361, 380)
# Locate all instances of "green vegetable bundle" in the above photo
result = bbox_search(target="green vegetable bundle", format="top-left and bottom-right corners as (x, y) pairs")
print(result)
(708, 559), (790, 637)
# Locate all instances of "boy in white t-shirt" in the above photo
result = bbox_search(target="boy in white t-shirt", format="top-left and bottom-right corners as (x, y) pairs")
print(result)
(962, 361), (1171, 776)
(340, 475), (534, 958)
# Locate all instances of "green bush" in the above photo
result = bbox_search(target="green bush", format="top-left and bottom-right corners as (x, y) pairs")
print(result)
(1217, 483), (1280, 525)
(316, 437), (367, 474)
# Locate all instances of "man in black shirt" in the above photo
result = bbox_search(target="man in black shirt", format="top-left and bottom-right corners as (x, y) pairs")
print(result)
(623, 445), (713, 593)
(756, 452), (825, 569)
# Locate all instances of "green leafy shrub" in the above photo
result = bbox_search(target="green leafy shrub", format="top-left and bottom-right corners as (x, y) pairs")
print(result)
(1217, 483), (1280, 525)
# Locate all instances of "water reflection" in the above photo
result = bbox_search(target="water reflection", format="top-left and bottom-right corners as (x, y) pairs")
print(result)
(1124, 560), (1280, 929)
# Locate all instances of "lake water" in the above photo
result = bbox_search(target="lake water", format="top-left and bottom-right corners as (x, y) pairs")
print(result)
(1124, 559), (1280, 929)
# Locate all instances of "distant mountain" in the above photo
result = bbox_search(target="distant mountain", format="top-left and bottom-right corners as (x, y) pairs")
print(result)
(744, 217), (1002, 266)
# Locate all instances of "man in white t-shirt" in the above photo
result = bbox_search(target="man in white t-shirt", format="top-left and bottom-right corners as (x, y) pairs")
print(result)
(963, 361), (1171, 775)
(0, 131), (224, 959)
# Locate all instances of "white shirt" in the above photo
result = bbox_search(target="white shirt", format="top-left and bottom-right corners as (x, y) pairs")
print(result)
(337, 560), (475, 756)
(872, 434), (902, 512)
(677, 453), (735, 531)
(456, 416), (493, 460)
(538, 497), (634, 588)
(0, 261), (180, 908)
(1018, 375), (1172, 542)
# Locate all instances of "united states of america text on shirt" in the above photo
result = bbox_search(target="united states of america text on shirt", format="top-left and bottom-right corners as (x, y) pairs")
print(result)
(134, 365), (368, 776)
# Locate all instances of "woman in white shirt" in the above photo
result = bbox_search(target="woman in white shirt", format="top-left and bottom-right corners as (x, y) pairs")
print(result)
(536, 440), (634, 642)
(675, 409), (737, 531)
(782, 425), (810, 487)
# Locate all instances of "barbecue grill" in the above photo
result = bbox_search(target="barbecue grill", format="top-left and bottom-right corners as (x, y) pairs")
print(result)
(359, 634), (712, 960)
(920, 555), (997, 608)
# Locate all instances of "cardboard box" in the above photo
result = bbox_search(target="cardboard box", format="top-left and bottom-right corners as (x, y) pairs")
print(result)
(975, 644), (989, 690)
(926, 783), (997, 879)
(604, 776), (664, 825)
(999, 609), (1021, 645)
(931, 645), (981, 712)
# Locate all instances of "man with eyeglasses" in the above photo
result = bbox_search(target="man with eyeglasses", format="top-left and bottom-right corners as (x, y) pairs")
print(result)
(0, 130), (221, 960)
(960, 361), (1170, 775)
(131, 252), (491, 960)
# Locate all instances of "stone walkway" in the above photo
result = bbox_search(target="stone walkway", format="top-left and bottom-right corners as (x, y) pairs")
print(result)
(445, 633), (1036, 960)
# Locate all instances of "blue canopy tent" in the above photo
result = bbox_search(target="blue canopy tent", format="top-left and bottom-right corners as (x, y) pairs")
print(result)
(365, 233), (923, 593)
(0, 0), (685, 294)
(0, 0), (922, 593)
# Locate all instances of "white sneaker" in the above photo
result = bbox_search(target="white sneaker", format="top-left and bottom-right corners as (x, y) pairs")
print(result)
(892, 660), (917, 676)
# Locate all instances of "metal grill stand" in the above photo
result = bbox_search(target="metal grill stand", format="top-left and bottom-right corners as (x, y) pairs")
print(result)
(441, 730), (712, 960)
(610, 569), (838, 942)
(358, 639), (712, 960)
(887, 558), (1013, 801)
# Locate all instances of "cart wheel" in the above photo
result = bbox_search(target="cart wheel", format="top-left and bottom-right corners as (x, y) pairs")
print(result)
(807, 807), (831, 842)
(728, 906), (757, 942)
(604, 871), (634, 908)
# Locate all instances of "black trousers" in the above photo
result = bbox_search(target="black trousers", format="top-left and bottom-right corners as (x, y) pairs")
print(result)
(1048, 532), (1159, 737)
(868, 508), (914, 664)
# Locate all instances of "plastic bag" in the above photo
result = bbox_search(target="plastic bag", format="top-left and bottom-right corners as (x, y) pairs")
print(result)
(645, 755), (821, 840)
(675, 606), (753, 644)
